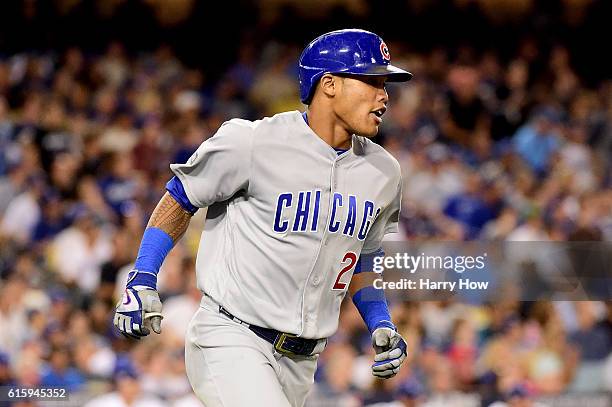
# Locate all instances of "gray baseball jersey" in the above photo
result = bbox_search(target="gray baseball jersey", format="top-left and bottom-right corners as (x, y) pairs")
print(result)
(171, 110), (401, 339)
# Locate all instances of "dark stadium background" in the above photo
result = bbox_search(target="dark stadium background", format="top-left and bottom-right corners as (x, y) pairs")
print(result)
(1, 0), (609, 84)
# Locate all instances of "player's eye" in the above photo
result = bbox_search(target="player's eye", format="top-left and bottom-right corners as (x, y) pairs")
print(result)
(363, 76), (386, 89)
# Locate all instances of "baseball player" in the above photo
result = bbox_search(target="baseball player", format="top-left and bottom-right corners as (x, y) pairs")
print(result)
(114, 29), (412, 407)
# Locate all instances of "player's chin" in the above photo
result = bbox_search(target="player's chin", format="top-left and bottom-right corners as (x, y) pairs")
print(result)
(351, 116), (379, 138)
(358, 124), (379, 138)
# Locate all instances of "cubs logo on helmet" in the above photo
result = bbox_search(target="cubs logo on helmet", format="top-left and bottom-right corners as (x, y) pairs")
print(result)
(380, 42), (390, 61)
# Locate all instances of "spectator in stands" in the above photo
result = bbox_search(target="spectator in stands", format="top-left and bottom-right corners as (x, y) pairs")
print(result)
(39, 345), (85, 391)
(512, 107), (562, 177)
(84, 357), (166, 407)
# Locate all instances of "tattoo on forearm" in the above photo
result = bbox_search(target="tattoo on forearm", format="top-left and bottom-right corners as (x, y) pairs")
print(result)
(147, 193), (193, 241)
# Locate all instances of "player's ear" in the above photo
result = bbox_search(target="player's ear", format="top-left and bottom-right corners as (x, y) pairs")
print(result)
(319, 73), (338, 98)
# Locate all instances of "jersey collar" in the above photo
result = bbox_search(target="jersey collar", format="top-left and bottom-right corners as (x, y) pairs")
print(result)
(298, 111), (358, 159)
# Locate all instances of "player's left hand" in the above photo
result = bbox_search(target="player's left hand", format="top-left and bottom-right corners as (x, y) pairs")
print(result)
(371, 325), (407, 379)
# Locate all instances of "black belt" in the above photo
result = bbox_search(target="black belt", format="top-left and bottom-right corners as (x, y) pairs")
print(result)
(218, 305), (323, 356)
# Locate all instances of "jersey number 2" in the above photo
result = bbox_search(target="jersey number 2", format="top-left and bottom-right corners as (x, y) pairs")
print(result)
(332, 252), (357, 290)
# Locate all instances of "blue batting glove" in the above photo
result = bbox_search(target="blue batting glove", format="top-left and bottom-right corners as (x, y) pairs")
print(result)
(371, 322), (407, 379)
(114, 270), (163, 339)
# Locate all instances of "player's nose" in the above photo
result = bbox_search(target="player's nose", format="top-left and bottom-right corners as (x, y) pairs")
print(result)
(378, 87), (389, 104)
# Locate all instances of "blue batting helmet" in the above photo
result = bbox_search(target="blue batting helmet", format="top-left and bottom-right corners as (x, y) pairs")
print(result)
(298, 29), (412, 104)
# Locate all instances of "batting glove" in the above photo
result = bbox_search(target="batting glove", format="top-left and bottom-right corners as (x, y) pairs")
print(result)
(113, 270), (163, 339)
(371, 322), (407, 379)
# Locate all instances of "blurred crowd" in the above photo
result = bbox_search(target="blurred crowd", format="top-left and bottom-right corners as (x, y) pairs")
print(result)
(0, 14), (611, 407)
(385, 45), (612, 243)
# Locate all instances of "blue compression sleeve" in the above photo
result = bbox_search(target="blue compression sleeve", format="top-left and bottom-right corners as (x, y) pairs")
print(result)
(353, 248), (394, 333)
(129, 227), (174, 289)
(166, 176), (199, 214)
(352, 285), (395, 333)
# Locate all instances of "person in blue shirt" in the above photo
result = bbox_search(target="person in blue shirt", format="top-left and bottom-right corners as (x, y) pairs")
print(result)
(39, 346), (85, 392)
(443, 173), (496, 239)
(512, 106), (562, 177)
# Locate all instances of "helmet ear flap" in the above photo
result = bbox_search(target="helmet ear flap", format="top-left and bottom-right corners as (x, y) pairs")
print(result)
(301, 70), (330, 105)
(299, 67), (321, 105)
(302, 71), (322, 105)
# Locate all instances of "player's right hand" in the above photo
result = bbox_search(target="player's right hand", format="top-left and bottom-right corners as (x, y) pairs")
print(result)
(114, 287), (163, 339)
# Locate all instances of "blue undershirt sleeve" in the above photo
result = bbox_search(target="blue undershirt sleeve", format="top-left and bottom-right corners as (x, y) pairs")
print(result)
(354, 248), (385, 274)
(166, 176), (199, 214)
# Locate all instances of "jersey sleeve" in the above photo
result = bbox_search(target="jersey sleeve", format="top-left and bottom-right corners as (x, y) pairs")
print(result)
(361, 181), (402, 254)
(170, 121), (253, 208)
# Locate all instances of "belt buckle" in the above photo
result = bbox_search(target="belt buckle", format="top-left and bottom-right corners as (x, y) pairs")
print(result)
(274, 332), (298, 355)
